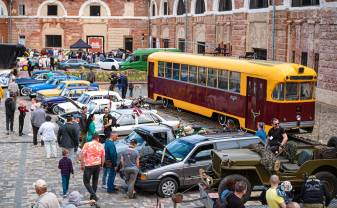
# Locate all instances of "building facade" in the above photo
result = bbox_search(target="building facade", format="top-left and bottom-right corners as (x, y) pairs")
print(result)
(0, 0), (336, 105)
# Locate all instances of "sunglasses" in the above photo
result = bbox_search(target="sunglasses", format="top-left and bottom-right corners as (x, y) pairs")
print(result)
(273, 123), (280, 126)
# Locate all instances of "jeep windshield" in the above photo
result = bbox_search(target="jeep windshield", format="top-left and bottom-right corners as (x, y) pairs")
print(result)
(77, 94), (90, 104)
(123, 131), (145, 145)
(159, 139), (194, 162)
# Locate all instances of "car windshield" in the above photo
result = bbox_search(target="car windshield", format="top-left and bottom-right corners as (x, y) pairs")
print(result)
(165, 139), (195, 161)
(77, 94), (90, 104)
(60, 88), (70, 97)
(272, 82), (315, 101)
(114, 58), (124, 62)
(31, 74), (39, 79)
(56, 83), (66, 90)
(88, 102), (97, 114)
(125, 55), (134, 62)
(124, 131), (145, 145)
(46, 79), (54, 84)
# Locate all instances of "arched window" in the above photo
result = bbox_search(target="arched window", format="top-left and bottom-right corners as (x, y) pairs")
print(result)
(218, 0), (232, 11)
(162, 0), (169, 15)
(249, 0), (268, 9)
(195, 0), (205, 14)
(177, 0), (186, 15)
(152, 3), (156, 16)
(0, 0), (8, 16)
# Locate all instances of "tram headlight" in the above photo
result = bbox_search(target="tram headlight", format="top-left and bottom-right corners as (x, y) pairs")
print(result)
(296, 115), (301, 121)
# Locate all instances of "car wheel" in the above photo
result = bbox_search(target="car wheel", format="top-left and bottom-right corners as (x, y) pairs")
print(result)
(218, 174), (252, 203)
(157, 177), (178, 198)
(21, 88), (30, 96)
(52, 105), (59, 115)
(218, 114), (227, 126)
(111, 65), (116, 71)
(315, 171), (337, 198)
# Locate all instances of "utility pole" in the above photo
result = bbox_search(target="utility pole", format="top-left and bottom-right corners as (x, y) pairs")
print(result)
(272, 0), (276, 60)
(8, 0), (13, 43)
(184, 0), (188, 52)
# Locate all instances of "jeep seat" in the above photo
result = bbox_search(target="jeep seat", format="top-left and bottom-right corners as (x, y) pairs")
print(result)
(282, 150), (313, 172)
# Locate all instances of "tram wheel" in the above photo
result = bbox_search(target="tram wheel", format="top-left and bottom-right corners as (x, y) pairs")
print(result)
(218, 114), (227, 126)
(163, 98), (169, 108)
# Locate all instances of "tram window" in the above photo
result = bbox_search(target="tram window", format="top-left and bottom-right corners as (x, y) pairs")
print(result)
(218, 70), (229, 90)
(173, 63), (180, 80)
(300, 82), (314, 100)
(158, 62), (165, 77)
(272, 83), (285, 100)
(207, 68), (217, 88)
(181, 64), (188, 82)
(165, 62), (172, 79)
(285, 83), (299, 100)
(189, 66), (197, 84)
(198, 67), (206, 86)
(229, 72), (240, 93)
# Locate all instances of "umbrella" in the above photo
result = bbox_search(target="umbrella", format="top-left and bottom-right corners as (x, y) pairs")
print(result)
(70, 39), (92, 49)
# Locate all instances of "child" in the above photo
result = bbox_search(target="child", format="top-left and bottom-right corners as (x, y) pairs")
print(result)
(18, 100), (29, 136)
(58, 149), (74, 197)
(277, 181), (293, 204)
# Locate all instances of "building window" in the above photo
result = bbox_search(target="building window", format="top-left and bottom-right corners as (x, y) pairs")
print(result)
(195, 0), (205, 14)
(314, 53), (319, 72)
(249, 0), (268, 9)
(301, 52), (308, 66)
(178, 38), (185, 52)
(152, 37), (157, 48)
(218, 0), (232, 11)
(177, 0), (186, 15)
(292, 51), (295, 63)
(46, 35), (62, 48)
(163, 1), (168, 15)
(163, 39), (169, 48)
(253, 48), (267, 60)
(90, 5), (101, 16)
(197, 42), (205, 54)
(47, 5), (58, 16)
(152, 3), (156, 16)
(292, 0), (319, 7)
(19, 4), (25, 16)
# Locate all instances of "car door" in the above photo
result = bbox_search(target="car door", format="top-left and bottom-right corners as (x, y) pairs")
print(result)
(114, 114), (136, 136)
(182, 144), (214, 186)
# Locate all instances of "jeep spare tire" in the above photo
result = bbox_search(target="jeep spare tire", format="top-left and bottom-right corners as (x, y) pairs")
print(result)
(315, 171), (337, 198)
(218, 174), (252, 203)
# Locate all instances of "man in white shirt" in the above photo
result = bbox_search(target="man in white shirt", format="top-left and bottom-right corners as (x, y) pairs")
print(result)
(38, 115), (57, 158)
(33, 179), (60, 208)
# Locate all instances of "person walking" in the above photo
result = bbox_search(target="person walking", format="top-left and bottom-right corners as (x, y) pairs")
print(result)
(32, 179), (60, 208)
(266, 118), (288, 154)
(86, 114), (96, 142)
(57, 117), (80, 162)
(50, 56), (55, 70)
(226, 181), (248, 208)
(79, 106), (88, 147)
(300, 175), (331, 208)
(5, 95), (16, 135)
(256, 122), (267, 144)
(30, 98), (38, 111)
(266, 175), (286, 208)
(38, 115), (57, 158)
(81, 134), (105, 201)
(120, 139), (140, 199)
(109, 73), (118, 91)
(120, 72), (128, 99)
(58, 149), (74, 197)
(8, 77), (19, 102)
(18, 100), (29, 136)
(87, 68), (96, 84)
(103, 132), (118, 193)
(31, 103), (46, 146)
(128, 82), (134, 98)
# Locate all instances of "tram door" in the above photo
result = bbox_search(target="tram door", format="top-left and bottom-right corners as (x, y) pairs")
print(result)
(245, 77), (267, 131)
(148, 62), (154, 99)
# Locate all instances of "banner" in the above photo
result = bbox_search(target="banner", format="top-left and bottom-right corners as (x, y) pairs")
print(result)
(87, 36), (104, 53)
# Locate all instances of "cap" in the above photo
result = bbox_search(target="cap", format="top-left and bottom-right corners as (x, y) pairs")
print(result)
(130, 139), (137, 145)
(33, 179), (47, 188)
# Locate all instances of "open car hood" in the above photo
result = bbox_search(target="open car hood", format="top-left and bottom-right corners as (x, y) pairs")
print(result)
(134, 128), (177, 162)
(66, 97), (81, 109)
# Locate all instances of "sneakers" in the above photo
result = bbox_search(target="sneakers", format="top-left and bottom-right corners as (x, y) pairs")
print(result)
(102, 185), (107, 189)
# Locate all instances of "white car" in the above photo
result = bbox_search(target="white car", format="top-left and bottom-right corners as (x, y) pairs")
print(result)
(56, 90), (132, 114)
(98, 58), (123, 70)
(58, 108), (180, 136)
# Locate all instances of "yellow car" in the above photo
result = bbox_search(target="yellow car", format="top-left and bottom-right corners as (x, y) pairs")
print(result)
(36, 80), (97, 100)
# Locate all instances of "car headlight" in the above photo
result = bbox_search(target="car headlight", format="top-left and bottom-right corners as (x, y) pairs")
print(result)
(139, 173), (147, 180)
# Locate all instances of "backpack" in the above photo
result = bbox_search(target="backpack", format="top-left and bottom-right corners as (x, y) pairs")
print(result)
(214, 189), (232, 208)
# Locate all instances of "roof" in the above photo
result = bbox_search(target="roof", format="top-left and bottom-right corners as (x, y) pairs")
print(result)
(148, 52), (317, 82)
(180, 132), (259, 144)
(70, 39), (92, 49)
(136, 125), (170, 133)
(64, 86), (97, 90)
(134, 48), (180, 55)
(90, 99), (111, 104)
(84, 90), (117, 96)
(111, 109), (155, 114)
(60, 80), (90, 84)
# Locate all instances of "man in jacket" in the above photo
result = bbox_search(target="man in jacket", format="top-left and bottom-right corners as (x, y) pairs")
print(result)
(104, 132), (118, 193)
(38, 116), (57, 158)
(8, 77), (19, 102)
(79, 106), (88, 147)
(119, 72), (128, 99)
(31, 103), (46, 146)
(5, 96), (16, 135)
(300, 175), (331, 208)
(58, 116), (80, 163)
(87, 68), (96, 84)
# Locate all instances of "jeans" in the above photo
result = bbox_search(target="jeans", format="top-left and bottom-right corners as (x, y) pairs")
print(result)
(61, 174), (70, 195)
(44, 140), (57, 158)
(32, 125), (44, 146)
(6, 114), (14, 132)
(121, 87), (127, 99)
(18, 115), (25, 134)
(124, 167), (139, 198)
(83, 165), (100, 199)
(107, 168), (117, 193)
(102, 167), (108, 185)
(129, 88), (133, 98)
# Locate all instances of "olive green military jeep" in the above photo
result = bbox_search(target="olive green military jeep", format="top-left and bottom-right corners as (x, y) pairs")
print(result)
(209, 136), (337, 202)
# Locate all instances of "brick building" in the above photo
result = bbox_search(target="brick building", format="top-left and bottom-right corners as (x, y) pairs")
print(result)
(0, 0), (336, 105)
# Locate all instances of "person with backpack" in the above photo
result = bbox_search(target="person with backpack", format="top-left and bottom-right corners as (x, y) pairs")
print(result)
(5, 95), (16, 135)
(300, 175), (331, 208)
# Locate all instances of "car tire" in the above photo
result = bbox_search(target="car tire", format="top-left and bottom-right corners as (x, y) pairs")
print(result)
(21, 87), (30, 96)
(157, 177), (178, 198)
(52, 105), (59, 115)
(111, 65), (116, 71)
(218, 174), (252, 203)
(315, 171), (337, 198)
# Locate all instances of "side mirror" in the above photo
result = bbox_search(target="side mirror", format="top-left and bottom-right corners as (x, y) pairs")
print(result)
(188, 158), (196, 164)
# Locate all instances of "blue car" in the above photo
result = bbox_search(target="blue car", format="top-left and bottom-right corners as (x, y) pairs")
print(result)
(21, 75), (80, 97)
(41, 86), (99, 114)
(57, 59), (99, 70)
(16, 71), (65, 90)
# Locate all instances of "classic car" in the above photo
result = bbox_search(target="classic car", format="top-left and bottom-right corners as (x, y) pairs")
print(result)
(21, 75), (79, 97)
(57, 59), (99, 70)
(16, 70), (64, 89)
(56, 91), (132, 114)
(57, 108), (179, 136)
(41, 86), (99, 114)
(36, 80), (99, 100)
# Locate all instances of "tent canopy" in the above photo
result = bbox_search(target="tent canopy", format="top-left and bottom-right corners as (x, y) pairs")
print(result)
(70, 39), (92, 49)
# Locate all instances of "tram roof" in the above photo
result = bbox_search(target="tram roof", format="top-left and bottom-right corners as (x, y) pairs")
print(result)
(148, 52), (317, 81)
